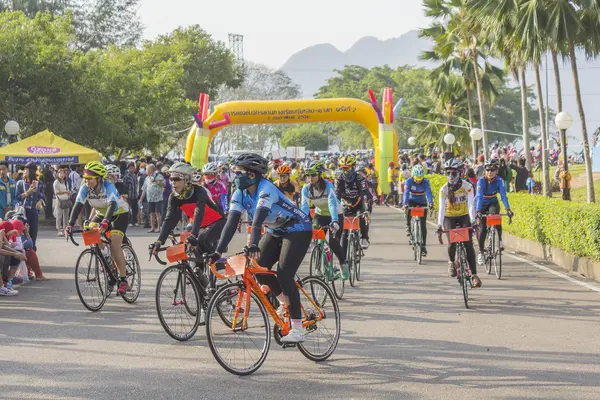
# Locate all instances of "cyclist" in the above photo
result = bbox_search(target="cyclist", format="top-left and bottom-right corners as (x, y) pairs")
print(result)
(402, 164), (434, 257)
(202, 162), (228, 213)
(436, 159), (480, 287)
(335, 155), (370, 250)
(475, 160), (514, 265)
(207, 153), (312, 343)
(66, 162), (131, 294)
(300, 160), (347, 279)
(273, 164), (299, 203)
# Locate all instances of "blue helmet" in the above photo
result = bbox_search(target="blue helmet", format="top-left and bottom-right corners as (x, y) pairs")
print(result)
(412, 164), (425, 178)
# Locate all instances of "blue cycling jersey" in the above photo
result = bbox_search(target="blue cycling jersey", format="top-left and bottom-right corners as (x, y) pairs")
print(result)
(475, 176), (510, 211)
(300, 180), (342, 222)
(230, 179), (312, 236)
(75, 180), (129, 216)
(403, 177), (433, 206)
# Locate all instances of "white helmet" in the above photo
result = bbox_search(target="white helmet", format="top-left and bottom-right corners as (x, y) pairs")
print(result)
(202, 162), (218, 175)
(105, 164), (121, 179)
(191, 168), (202, 183)
(169, 162), (195, 181)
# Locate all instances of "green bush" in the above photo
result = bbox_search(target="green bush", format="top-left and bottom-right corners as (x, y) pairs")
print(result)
(426, 174), (600, 261)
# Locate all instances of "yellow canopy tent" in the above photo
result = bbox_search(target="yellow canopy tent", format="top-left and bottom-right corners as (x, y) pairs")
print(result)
(0, 130), (101, 164)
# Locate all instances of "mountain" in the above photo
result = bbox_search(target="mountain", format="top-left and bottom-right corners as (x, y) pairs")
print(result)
(281, 30), (432, 98)
(280, 31), (600, 141)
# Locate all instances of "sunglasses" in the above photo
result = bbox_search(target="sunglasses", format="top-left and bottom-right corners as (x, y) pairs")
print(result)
(170, 177), (182, 182)
(446, 170), (460, 177)
(279, 174), (289, 178)
(307, 173), (319, 177)
(234, 170), (249, 176)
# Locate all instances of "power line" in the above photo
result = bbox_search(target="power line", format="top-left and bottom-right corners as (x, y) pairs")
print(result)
(397, 116), (529, 137)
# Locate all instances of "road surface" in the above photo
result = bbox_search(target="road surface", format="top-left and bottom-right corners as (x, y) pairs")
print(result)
(1, 207), (599, 399)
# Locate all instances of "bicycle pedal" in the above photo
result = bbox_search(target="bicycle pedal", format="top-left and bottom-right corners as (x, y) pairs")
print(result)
(282, 343), (297, 349)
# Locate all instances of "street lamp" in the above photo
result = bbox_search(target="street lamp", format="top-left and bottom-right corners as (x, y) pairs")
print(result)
(408, 136), (416, 146)
(470, 128), (483, 158)
(4, 120), (19, 143)
(555, 111), (574, 200)
(444, 133), (455, 151)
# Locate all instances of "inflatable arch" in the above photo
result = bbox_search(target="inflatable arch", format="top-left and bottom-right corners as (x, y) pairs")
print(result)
(184, 89), (402, 192)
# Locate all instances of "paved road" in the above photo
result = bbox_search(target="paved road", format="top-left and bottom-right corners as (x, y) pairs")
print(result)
(1, 207), (600, 399)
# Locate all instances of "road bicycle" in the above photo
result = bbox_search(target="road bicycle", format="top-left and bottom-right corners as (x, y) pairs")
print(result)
(152, 231), (222, 341)
(309, 227), (344, 299)
(407, 206), (429, 265)
(481, 214), (512, 280)
(438, 227), (474, 309)
(205, 254), (341, 376)
(67, 228), (141, 311)
(344, 213), (366, 286)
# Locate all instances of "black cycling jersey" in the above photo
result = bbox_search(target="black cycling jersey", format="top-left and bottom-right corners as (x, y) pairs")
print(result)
(335, 169), (370, 209)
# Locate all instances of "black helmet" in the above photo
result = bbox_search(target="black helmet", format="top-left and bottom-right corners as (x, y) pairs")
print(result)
(231, 153), (268, 175)
(485, 160), (499, 170)
(444, 158), (463, 170)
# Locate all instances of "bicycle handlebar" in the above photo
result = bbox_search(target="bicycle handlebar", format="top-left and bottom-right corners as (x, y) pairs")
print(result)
(437, 227), (473, 245)
(479, 213), (513, 225)
(66, 228), (111, 247)
(148, 245), (168, 265)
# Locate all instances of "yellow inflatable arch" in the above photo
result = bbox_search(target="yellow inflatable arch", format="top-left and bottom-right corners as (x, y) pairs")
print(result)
(184, 90), (400, 192)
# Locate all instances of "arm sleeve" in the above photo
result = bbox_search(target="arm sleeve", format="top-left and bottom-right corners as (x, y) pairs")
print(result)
(300, 185), (310, 216)
(190, 188), (209, 238)
(103, 201), (117, 221)
(467, 184), (476, 221)
(68, 202), (84, 227)
(437, 186), (447, 227)
(475, 179), (483, 212)
(403, 180), (410, 205)
(249, 207), (269, 246)
(157, 194), (181, 244)
(326, 183), (339, 223)
(425, 180), (433, 204)
(498, 179), (510, 210)
(215, 210), (242, 254)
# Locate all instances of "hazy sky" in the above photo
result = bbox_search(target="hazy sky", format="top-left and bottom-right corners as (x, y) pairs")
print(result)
(139, 0), (429, 68)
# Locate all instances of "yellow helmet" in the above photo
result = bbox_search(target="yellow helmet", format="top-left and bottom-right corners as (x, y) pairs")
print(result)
(83, 161), (107, 178)
(339, 155), (356, 168)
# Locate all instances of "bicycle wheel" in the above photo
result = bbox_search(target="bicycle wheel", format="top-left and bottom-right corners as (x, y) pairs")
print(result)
(485, 228), (493, 274)
(493, 231), (503, 280)
(309, 243), (324, 280)
(206, 282), (271, 376)
(355, 234), (362, 281)
(330, 256), (345, 300)
(415, 219), (423, 265)
(155, 265), (201, 341)
(121, 244), (141, 304)
(297, 276), (341, 362)
(75, 249), (108, 312)
(457, 246), (469, 309)
(348, 235), (357, 287)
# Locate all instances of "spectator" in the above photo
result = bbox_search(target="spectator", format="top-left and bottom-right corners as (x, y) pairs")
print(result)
(0, 220), (28, 296)
(0, 161), (17, 219)
(510, 157), (529, 193)
(475, 154), (485, 178)
(123, 162), (139, 227)
(526, 171), (535, 194)
(68, 165), (83, 228)
(53, 167), (71, 236)
(466, 167), (478, 187)
(43, 165), (55, 221)
(15, 162), (44, 250)
(138, 163), (150, 228)
(140, 164), (164, 233)
(161, 166), (172, 222)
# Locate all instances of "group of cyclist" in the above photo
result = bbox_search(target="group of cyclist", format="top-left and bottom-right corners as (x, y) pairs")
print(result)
(402, 156), (514, 288)
(64, 146), (515, 342)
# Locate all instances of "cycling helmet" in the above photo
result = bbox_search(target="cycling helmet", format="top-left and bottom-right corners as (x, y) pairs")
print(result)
(191, 168), (202, 183)
(202, 162), (218, 175)
(83, 161), (107, 178)
(231, 153), (268, 175)
(444, 158), (463, 170)
(412, 164), (425, 178)
(169, 162), (195, 181)
(104, 164), (121, 179)
(305, 160), (325, 175)
(276, 165), (292, 175)
(339, 155), (356, 168)
(485, 160), (500, 170)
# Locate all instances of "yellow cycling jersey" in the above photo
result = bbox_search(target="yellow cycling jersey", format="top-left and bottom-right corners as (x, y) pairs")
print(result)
(387, 168), (398, 183)
(437, 181), (476, 225)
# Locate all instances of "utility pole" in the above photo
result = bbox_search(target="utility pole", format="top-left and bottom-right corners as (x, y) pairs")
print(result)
(228, 33), (244, 150)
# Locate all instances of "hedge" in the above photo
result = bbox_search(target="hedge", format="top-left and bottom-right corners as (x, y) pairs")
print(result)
(425, 174), (600, 262)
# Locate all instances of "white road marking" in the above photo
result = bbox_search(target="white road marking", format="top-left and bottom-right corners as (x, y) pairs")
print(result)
(389, 205), (600, 292)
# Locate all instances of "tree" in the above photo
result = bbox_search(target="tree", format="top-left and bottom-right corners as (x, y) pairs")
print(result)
(280, 125), (328, 150)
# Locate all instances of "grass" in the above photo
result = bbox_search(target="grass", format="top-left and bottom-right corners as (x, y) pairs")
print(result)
(533, 163), (586, 183)
(570, 180), (600, 203)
